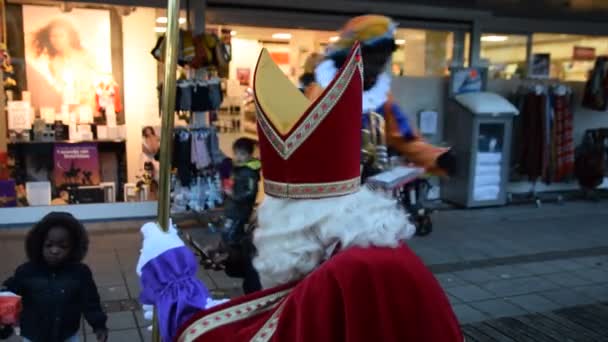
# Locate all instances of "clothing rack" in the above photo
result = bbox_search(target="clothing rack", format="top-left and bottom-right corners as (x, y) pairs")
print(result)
(169, 125), (229, 214)
(508, 80), (575, 207)
(157, 66), (224, 125)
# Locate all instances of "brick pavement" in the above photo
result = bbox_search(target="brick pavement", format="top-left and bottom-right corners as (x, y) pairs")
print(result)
(1, 200), (607, 341)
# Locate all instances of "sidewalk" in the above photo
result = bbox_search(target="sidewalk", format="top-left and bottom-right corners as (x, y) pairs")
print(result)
(1, 200), (607, 341)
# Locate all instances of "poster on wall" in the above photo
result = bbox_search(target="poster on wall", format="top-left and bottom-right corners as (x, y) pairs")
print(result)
(266, 47), (292, 78)
(450, 67), (485, 96)
(530, 53), (550, 79)
(269, 52), (289, 65)
(53, 143), (100, 187)
(236, 68), (251, 86)
(573, 46), (596, 61)
(22, 5), (112, 113)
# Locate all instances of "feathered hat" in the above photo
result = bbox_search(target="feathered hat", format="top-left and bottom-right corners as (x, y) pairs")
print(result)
(326, 15), (396, 56)
(253, 43), (363, 199)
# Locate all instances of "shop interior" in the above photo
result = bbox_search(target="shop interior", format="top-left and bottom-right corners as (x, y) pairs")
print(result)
(481, 33), (608, 81)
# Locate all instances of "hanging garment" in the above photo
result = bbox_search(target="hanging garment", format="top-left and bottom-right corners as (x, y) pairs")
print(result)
(519, 93), (546, 180)
(207, 129), (226, 164)
(191, 132), (212, 169)
(151, 30), (196, 67)
(95, 81), (122, 114)
(582, 57), (608, 111)
(575, 130), (606, 190)
(542, 93), (554, 183)
(553, 94), (575, 181)
(173, 131), (193, 186)
(176, 81), (193, 111)
(191, 82), (211, 112)
(208, 81), (223, 110)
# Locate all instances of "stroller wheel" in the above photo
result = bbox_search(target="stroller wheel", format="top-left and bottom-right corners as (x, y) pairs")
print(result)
(200, 258), (215, 269)
(415, 215), (433, 237)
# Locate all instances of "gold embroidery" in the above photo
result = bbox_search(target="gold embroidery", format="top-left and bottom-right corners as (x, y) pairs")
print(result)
(178, 289), (292, 342)
(250, 301), (287, 342)
(264, 177), (360, 199)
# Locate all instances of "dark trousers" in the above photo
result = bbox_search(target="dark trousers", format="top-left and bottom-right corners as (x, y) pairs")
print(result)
(242, 258), (262, 294)
(222, 219), (262, 294)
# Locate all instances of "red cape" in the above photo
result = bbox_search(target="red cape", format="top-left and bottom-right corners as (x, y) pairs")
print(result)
(177, 244), (462, 342)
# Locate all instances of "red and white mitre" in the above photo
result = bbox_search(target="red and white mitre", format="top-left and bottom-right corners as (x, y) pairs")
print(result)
(254, 42), (363, 199)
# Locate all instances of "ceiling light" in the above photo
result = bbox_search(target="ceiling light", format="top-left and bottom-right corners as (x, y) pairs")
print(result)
(230, 30), (237, 36)
(481, 35), (508, 42)
(154, 27), (166, 33)
(329, 36), (339, 43)
(272, 33), (292, 40)
(395, 39), (406, 45)
(155, 17), (187, 25)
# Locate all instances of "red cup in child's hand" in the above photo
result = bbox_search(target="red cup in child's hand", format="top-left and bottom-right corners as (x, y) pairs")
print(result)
(0, 292), (22, 325)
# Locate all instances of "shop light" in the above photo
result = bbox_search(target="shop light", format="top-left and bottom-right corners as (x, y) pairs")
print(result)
(231, 30), (237, 36)
(272, 33), (292, 40)
(156, 17), (187, 25)
(395, 39), (406, 45)
(329, 36), (340, 43)
(154, 27), (167, 33)
(481, 35), (508, 42)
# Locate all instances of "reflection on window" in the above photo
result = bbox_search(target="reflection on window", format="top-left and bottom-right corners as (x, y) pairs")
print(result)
(392, 29), (462, 77)
(480, 33), (528, 79)
(532, 33), (607, 81)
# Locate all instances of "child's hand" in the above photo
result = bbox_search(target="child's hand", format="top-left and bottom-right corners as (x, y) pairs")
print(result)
(95, 329), (108, 342)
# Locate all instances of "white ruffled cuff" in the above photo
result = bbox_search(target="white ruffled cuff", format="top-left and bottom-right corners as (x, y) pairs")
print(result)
(136, 220), (185, 276)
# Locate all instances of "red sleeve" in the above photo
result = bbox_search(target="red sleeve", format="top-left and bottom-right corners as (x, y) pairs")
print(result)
(273, 246), (463, 342)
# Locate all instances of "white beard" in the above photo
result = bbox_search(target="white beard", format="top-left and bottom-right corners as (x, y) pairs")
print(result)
(252, 187), (415, 289)
(314, 59), (392, 114)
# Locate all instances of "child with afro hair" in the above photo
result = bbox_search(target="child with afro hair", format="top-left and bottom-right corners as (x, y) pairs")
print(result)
(0, 212), (107, 342)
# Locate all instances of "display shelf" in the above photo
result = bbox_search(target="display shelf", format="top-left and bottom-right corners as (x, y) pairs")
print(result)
(7, 139), (128, 202)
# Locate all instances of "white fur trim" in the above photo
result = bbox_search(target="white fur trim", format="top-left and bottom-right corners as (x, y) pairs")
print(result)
(136, 220), (185, 276)
(253, 187), (415, 288)
(314, 59), (391, 113)
(314, 59), (338, 89)
(362, 73), (391, 113)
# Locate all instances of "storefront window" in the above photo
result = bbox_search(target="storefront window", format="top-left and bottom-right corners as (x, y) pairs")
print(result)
(392, 28), (458, 77)
(480, 33), (529, 79)
(215, 25), (336, 86)
(532, 33), (608, 81)
(3, 3), (161, 209)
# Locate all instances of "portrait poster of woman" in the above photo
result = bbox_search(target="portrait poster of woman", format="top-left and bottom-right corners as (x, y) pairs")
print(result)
(22, 6), (112, 115)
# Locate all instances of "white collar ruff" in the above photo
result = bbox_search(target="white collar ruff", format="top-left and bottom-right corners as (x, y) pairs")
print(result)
(315, 59), (391, 113)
